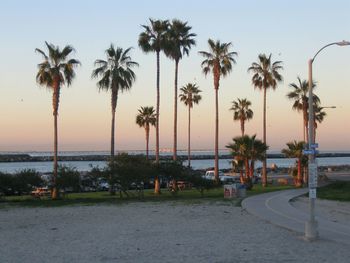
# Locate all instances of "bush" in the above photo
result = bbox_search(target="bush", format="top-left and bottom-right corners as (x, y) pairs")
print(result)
(0, 169), (43, 196)
(105, 153), (155, 196)
(56, 165), (81, 194)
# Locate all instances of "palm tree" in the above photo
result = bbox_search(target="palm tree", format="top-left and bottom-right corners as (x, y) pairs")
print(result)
(165, 19), (196, 161)
(226, 135), (267, 188)
(249, 136), (268, 180)
(35, 42), (80, 199)
(136, 106), (157, 160)
(282, 141), (306, 187)
(229, 98), (253, 136)
(139, 19), (169, 195)
(179, 83), (202, 167)
(313, 105), (327, 141)
(199, 39), (237, 182)
(287, 77), (318, 141)
(92, 44), (138, 159)
(248, 53), (283, 187)
(138, 18), (169, 166)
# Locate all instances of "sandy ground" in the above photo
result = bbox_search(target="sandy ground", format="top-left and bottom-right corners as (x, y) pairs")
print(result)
(1, 201), (350, 263)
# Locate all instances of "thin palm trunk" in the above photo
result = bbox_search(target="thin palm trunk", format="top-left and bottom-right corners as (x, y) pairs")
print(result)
(240, 118), (244, 136)
(173, 60), (179, 161)
(145, 125), (150, 160)
(155, 51), (160, 194)
(244, 158), (249, 179)
(188, 104), (191, 167)
(110, 89), (118, 195)
(262, 87), (267, 187)
(52, 83), (60, 199)
(214, 88), (219, 183)
(297, 159), (302, 187)
(110, 89), (118, 157)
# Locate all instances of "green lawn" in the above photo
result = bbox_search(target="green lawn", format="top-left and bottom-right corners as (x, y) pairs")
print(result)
(0, 184), (293, 208)
(317, 181), (350, 201)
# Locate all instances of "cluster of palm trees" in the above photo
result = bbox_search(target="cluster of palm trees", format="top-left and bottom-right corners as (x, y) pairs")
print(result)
(35, 18), (330, 198)
(226, 135), (268, 189)
(283, 77), (328, 186)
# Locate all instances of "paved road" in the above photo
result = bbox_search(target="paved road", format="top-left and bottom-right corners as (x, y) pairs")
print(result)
(242, 188), (350, 245)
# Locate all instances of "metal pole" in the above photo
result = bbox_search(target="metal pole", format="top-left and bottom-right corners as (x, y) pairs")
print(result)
(305, 59), (318, 240)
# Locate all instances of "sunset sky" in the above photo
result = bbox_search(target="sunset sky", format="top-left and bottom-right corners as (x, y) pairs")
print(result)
(0, 0), (349, 152)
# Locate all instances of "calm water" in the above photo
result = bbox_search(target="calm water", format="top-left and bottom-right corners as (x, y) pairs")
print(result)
(1, 154), (350, 173)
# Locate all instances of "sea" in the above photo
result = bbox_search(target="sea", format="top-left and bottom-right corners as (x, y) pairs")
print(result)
(1, 150), (350, 174)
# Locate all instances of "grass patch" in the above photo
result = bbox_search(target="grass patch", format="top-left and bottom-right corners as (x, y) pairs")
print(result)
(0, 184), (293, 208)
(317, 181), (350, 201)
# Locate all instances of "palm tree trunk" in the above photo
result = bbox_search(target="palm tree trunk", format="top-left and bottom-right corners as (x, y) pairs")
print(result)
(214, 87), (219, 183)
(297, 159), (302, 187)
(110, 89), (118, 195)
(52, 84), (60, 200)
(173, 60), (179, 161)
(240, 118), (244, 136)
(188, 104), (191, 167)
(111, 89), (118, 157)
(145, 125), (150, 160)
(155, 51), (160, 194)
(262, 87), (267, 187)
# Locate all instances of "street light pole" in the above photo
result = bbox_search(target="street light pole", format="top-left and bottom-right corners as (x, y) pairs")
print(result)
(305, 40), (350, 241)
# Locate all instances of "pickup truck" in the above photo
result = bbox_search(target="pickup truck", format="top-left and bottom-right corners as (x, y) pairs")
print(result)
(203, 171), (239, 183)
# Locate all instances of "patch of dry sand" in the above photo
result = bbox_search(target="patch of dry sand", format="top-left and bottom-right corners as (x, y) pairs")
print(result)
(1, 201), (349, 263)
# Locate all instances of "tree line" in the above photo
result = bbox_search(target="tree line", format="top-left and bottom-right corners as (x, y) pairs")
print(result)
(35, 18), (328, 198)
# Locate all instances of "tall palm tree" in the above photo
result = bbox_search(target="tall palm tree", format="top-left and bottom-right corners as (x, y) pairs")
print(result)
(287, 77), (318, 141)
(92, 44), (138, 159)
(138, 19), (169, 165)
(165, 19), (196, 161)
(282, 141), (306, 187)
(35, 42), (80, 199)
(179, 83), (202, 167)
(136, 106), (157, 160)
(199, 39), (237, 182)
(229, 98), (253, 136)
(248, 53), (283, 187)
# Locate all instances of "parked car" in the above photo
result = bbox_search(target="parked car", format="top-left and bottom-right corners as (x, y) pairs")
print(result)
(31, 187), (50, 198)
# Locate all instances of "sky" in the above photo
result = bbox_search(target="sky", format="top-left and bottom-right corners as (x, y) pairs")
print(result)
(0, 0), (350, 152)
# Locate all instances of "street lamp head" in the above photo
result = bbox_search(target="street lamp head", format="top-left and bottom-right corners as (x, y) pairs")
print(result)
(336, 40), (350, 46)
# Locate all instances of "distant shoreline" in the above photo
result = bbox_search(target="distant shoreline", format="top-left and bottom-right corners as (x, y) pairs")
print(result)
(1, 152), (350, 163)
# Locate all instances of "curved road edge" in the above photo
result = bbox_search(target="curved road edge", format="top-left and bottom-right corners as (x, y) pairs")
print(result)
(241, 188), (350, 245)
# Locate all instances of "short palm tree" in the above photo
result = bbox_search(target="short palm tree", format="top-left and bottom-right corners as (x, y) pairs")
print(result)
(282, 141), (306, 187)
(165, 19), (196, 161)
(35, 42), (80, 199)
(313, 105), (327, 141)
(287, 77), (318, 141)
(249, 136), (268, 179)
(136, 106), (157, 160)
(199, 39), (237, 182)
(226, 135), (267, 189)
(92, 44), (138, 158)
(229, 98), (253, 136)
(248, 53), (283, 187)
(179, 83), (202, 167)
(138, 18), (169, 166)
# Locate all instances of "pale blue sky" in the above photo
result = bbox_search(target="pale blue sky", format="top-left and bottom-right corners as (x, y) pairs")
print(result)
(0, 0), (349, 151)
